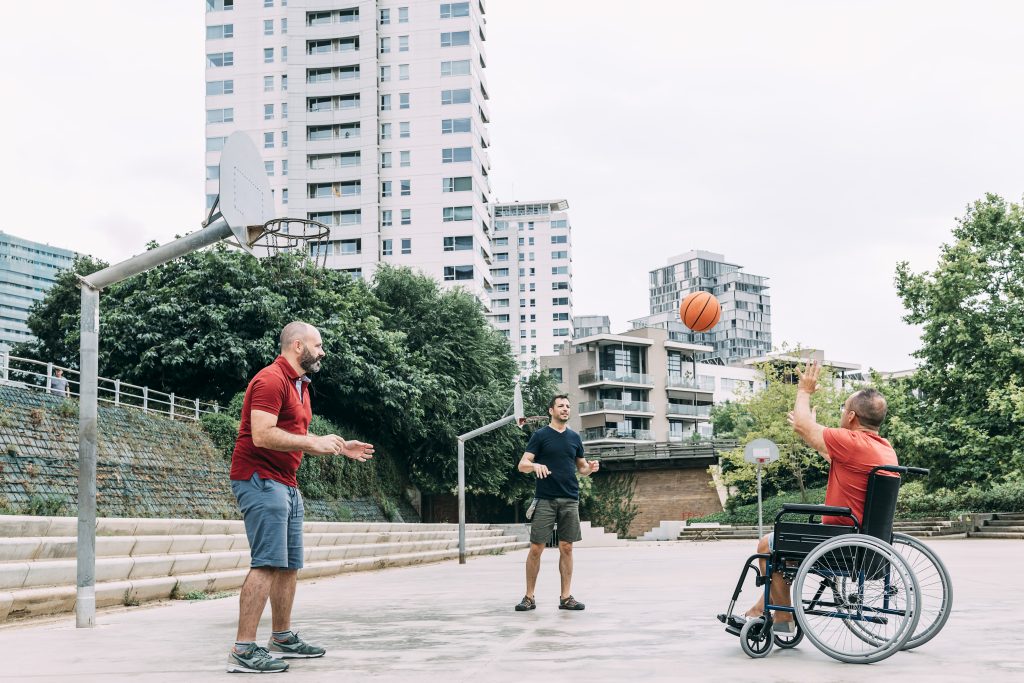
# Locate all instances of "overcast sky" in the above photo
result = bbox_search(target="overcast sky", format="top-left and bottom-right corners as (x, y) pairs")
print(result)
(2, 1), (1023, 371)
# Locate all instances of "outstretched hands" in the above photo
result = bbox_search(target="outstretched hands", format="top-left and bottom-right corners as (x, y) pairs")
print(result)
(795, 361), (821, 394)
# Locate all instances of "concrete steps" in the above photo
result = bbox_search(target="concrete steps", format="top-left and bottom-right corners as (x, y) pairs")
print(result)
(971, 513), (1024, 539)
(0, 516), (528, 623)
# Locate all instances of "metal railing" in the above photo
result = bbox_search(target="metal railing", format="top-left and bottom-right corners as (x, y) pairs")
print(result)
(578, 370), (653, 386)
(578, 399), (653, 414)
(666, 403), (713, 417)
(581, 427), (655, 442)
(0, 353), (220, 422)
(666, 374), (716, 391)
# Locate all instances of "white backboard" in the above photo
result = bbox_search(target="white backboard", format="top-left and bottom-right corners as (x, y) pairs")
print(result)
(219, 132), (273, 254)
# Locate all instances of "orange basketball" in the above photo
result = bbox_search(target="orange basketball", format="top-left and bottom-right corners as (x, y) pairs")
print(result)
(679, 291), (721, 332)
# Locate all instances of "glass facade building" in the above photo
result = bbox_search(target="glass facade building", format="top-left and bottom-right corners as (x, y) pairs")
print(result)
(0, 232), (77, 351)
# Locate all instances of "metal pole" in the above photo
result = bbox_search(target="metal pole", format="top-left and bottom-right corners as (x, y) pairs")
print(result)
(756, 462), (763, 538)
(457, 438), (466, 565)
(76, 284), (99, 628)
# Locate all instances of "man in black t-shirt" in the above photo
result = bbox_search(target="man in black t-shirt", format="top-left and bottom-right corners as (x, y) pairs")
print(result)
(514, 394), (600, 612)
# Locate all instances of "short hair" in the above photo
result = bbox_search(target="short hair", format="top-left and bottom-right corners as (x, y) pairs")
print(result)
(548, 394), (570, 411)
(848, 388), (887, 430)
(279, 321), (312, 351)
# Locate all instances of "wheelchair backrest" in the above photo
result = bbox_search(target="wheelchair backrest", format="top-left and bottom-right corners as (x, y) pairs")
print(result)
(861, 469), (901, 542)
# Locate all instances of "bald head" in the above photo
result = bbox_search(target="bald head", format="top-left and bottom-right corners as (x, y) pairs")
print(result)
(280, 321), (314, 352)
(847, 388), (887, 430)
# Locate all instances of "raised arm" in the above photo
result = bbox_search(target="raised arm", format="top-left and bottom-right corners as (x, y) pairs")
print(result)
(788, 361), (830, 461)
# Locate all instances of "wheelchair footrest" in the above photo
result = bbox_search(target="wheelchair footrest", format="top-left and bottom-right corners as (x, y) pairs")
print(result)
(717, 613), (745, 637)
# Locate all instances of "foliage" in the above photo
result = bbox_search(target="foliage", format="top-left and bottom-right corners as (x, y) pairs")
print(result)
(689, 487), (827, 525)
(892, 194), (1024, 490)
(199, 412), (239, 462)
(579, 472), (640, 538)
(895, 479), (1024, 517)
(23, 494), (67, 517)
(716, 355), (846, 507)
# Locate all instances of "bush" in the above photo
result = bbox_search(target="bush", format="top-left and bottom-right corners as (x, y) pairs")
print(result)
(580, 473), (639, 538)
(199, 412), (240, 462)
(896, 479), (1024, 517)
(690, 487), (827, 526)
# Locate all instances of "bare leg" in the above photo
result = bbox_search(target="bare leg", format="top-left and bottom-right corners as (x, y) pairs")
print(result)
(558, 541), (574, 599)
(236, 567), (275, 642)
(269, 569), (298, 632)
(524, 543), (544, 598)
(745, 534), (793, 622)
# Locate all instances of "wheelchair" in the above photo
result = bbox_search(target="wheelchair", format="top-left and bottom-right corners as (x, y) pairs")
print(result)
(716, 465), (953, 664)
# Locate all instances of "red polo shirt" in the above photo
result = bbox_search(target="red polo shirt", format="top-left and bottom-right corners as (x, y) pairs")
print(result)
(230, 355), (312, 487)
(821, 428), (899, 526)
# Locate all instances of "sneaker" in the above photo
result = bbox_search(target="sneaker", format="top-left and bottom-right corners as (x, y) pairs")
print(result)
(772, 620), (796, 634)
(267, 631), (326, 659)
(227, 644), (289, 673)
(559, 595), (585, 611)
(514, 595), (537, 611)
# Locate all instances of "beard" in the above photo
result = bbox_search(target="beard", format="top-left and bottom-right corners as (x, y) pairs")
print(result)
(298, 345), (322, 374)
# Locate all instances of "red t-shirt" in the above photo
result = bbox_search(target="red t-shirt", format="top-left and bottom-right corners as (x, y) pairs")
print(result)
(821, 428), (899, 526)
(230, 355), (312, 487)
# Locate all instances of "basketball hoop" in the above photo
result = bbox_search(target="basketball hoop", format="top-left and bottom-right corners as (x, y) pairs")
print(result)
(518, 415), (548, 428)
(234, 217), (332, 269)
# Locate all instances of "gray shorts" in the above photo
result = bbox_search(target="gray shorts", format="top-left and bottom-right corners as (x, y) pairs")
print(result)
(530, 498), (583, 545)
(231, 472), (305, 569)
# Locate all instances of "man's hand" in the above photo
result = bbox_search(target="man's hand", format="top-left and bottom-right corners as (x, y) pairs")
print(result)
(796, 361), (821, 394)
(532, 463), (551, 479)
(341, 440), (375, 462)
(309, 434), (345, 455)
(787, 407), (816, 430)
(587, 459), (600, 475)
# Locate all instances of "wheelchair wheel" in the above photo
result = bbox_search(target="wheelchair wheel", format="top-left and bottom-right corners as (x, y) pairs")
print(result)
(774, 623), (803, 649)
(793, 535), (920, 664)
(739, 617), (774, 658)
(890, 532), (953, 650)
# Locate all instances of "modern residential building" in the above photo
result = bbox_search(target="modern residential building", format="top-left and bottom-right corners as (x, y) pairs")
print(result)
(539, 326), (761, 447)
(630, 250), (771, 365)
(0, 232), (78, 352)
(489, 200), (572, 373)
(573, 315), (609, 339)
(204, 0), (494, 302)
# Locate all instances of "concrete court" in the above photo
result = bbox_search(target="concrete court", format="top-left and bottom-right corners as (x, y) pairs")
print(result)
(0, 538), (1019, 683)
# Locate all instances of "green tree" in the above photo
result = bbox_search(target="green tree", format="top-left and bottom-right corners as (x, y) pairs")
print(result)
(893, 193), (1024, 489)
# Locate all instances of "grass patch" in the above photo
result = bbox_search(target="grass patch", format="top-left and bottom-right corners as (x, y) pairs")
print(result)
(180, 590), (233, 601)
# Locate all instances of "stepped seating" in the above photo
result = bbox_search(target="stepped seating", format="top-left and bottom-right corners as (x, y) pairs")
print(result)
(669, 518), (971, 542)
(970, 512), (1024, 539)
(0, 516), (528, 623)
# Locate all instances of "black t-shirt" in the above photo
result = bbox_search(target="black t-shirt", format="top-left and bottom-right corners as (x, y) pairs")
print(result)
(525, 425), (585, 500)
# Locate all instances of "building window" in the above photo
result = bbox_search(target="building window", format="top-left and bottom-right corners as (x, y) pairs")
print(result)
(264, 19), (274, 35)
(281, 46), (287, 62)
(380, 37), (391, 53)
(400, 150), (410, 167)
(399, 92), (410, 109)
(441, 117), (471, 134)
(441, 31), (470, 47)
(444, 265), (474, 281)
(381, 152), (392, 168)
(264, 160), (274, 176)
(552, 250), (568, 259)
(551, 235), (568, 244)
(443, 236), (473, 251)
(553, 297), (569, 306)
(440, 2), (470, 19)
(339, 239), (361, 256)
(441, 88), (471, 105)
(264, 104), (274, 120)
(381, 180), (392, 198)
(264, 132), (274, 148)
(281, 102), (287, 119)
(400, 179), (411, 196)
(401, 209), (411, 225)
(207, 24), (234, 39)
(264, 48), (274, 63)
(206, 52), (233, 67)
(552, 219), (568, 228)
(553, 312), (569, 321)
(399, 121), (410, 138)
(441, 59), (471, 77)
(206, 165), (219, 180)
(206, 0), (234, 10)
(399, 35), (409, 52)
(282, 188), (288, 204)
(281, 74), (287, 91)
(282, 131), (288, 147)
(380, 122), (392, 140)
(401, 238), (412, 255)
(380, 94), (391, 111)
(281, 18), (287, 33)
(206, 108), (233, 123)
(206, 136), (227, 151)
(399, 64), (410, 80)
(442, 176), (472, 192)
(398, 6), (409, 22)
(380, 65), (391, 82)
(264, 75), (274, 92)
(382, 239), (393, 256)
(206, 79), (233, 95)
(552, 266), (569, 275)
(379, 8), (390, 24)
(442, 206), (472, 222)
(264, 0), (273, 6)
(382, 210), (393, 227)
(552, 281), (569, 290)
(442, 147), (472, 163)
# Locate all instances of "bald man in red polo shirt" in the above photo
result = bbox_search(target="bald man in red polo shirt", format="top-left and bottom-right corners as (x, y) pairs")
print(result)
(743, 360), (897, 633)
(226, 321), (374, 674)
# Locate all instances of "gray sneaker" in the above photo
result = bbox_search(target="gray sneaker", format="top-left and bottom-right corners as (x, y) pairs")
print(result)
(267, 632), (326, 659)
(227, 644), (289, 673)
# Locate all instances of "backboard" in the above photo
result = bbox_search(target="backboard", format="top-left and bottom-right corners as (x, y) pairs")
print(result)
(218, 132), (273, 254)
(513, 383), (525, 426)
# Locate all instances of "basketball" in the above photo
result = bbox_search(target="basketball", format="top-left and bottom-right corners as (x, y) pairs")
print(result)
(679, 291), (721, 332)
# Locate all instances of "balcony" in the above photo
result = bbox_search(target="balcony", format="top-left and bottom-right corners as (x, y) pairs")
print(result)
(666, 404), (713, 418)
(578, 399), (654, 415)
(666, 374), (715, 392)
(581, 428), (655, 442)
(667, 434), (715, 444)
(578, 370), (653, 388)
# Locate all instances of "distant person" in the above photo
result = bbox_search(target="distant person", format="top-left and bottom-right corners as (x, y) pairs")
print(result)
(514, 394), (600, 612)
(226, 321), (375, 674)
(741, 361), (898, 633)
(48, 368), (69, 397)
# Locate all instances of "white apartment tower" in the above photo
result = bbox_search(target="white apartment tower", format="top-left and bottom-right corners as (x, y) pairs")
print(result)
(204, 0), (493, 303)
(489, 200), (573, 373)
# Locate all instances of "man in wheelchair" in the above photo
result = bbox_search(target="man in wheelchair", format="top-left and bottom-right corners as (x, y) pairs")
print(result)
(739, 361), (897, 633)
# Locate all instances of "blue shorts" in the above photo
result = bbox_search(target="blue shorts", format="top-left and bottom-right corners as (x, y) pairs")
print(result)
(231, 472), (305, 570)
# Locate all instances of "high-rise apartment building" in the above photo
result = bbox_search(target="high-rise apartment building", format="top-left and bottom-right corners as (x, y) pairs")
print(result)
(204, 0), (493, 303)
(0, 232), (77, 352)
(631, 250), (771, 365)
(488, 200), (572, 373)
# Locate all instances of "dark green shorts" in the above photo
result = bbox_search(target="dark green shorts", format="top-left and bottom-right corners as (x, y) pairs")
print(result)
(530, 498), (582, 545)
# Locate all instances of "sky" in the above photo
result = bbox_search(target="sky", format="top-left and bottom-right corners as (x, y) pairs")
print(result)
(2, 1), (1023, 371)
